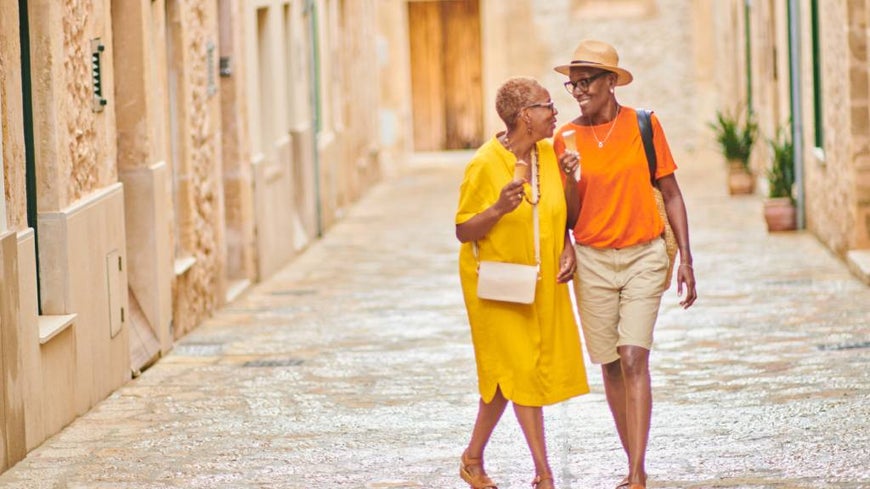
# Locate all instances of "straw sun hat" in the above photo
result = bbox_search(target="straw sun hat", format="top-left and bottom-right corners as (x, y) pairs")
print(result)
(554, 39), (633, 86)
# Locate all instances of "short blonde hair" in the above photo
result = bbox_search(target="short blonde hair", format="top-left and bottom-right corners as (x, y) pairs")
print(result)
(495, 76), (543, 129)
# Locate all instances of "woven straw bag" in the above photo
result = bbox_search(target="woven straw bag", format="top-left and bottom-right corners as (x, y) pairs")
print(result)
(638, 109), (678, 290)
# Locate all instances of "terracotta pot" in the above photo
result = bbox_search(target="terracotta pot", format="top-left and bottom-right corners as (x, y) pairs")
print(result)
(727, 161), (754, 195)
(763, 197), (797, 231)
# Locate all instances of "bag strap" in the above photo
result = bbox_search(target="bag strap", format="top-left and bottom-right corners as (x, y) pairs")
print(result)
(474, 147), (541, 272)
(531, 147), (540, 270)
(636, 108), (658, 188)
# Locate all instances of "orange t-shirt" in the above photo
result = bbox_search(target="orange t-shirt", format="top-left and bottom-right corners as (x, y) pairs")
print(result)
(554, 107), (677, 249)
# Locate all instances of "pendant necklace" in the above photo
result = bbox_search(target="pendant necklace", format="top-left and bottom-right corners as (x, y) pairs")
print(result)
(589, 105), (621, 148)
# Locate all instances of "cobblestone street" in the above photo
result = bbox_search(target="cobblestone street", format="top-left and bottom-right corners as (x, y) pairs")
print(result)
(0, 149), (867, 489)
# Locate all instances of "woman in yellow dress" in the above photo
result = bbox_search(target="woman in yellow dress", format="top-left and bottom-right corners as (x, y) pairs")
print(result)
(455, 76), (589, 489)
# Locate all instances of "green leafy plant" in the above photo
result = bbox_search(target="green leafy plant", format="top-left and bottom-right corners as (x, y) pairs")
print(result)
(767, 122), (795, 202)
(709, 109), (758, 168)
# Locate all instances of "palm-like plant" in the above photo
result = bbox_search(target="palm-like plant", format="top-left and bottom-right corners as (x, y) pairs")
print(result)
(767, 123), (795, 202)
(709, 109), (758, 169)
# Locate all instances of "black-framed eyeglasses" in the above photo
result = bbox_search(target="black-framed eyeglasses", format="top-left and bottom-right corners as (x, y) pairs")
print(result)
(563, 71), (610, 93)
(523, 100), (555, 111)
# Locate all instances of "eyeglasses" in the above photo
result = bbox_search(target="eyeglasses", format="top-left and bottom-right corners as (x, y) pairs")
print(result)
(563, 71), (610, 93)
(523, 101), (555, 111)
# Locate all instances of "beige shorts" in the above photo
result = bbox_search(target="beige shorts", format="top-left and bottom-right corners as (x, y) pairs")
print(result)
(573, 238), (668, 365)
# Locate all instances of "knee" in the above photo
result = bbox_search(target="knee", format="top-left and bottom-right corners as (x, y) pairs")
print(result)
(602, 360), (622, 381)
(618, 347), (650, 378)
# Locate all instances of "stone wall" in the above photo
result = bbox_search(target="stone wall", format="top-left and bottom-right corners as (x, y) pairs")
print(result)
(847, 0), (870, 250)
(706, 0), (869, 260)
(480, 0), (705, 153)
(0, 1), (27, 231)
(29, 0), (118, 212)
(167, 0), (225, 337)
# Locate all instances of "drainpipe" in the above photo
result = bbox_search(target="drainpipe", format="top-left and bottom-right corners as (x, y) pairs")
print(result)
(306, 0), (323, 238)
(744, 0), (753, 114)
(19, 0), (42, 311)
(788, 0), (805, 229)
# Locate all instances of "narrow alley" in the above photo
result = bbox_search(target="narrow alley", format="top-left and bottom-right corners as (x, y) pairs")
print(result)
(0, 150), (867, 489)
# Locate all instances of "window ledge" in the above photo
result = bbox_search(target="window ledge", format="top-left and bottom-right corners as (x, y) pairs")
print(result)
(813, 146), (826, 166)
(39, 313), (77, 345)
(174, 255), (197, 276)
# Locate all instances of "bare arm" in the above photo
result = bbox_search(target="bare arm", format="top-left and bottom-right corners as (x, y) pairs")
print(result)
(657, 174), (697, 308)
(456, 179), (525, 243)
(556, 229), (576, 283)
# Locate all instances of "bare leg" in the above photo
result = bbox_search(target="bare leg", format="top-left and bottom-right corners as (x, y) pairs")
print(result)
(602, 359), (630, 454)
(464, 387), (509, 478)
(619, 345), (651, 486)
(514, 403), (554, 488)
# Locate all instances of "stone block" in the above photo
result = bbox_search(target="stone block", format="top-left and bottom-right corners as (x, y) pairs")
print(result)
(120, 163), (173, 356)
(0, 231), (25, 470)
(36, 184), (131, 415)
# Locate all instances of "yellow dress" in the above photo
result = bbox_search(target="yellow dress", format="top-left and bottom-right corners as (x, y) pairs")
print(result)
(456, 136), (589, 406)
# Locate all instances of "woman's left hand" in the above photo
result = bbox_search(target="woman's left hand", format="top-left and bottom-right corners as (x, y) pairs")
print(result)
(676, 263), (697, 309)
(557, 246), (576, 283)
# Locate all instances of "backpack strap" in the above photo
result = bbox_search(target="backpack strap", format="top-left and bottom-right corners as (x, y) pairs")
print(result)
(636, 108), (657, 187)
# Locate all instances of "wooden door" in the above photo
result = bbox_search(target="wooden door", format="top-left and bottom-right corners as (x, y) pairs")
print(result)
(408, 0), (483, 150)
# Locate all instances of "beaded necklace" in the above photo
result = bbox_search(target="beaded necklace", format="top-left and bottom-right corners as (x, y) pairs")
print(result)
(503, 133), (540, 205)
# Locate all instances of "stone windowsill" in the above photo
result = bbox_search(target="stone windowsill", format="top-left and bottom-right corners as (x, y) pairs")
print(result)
(39, 313), (77, 345)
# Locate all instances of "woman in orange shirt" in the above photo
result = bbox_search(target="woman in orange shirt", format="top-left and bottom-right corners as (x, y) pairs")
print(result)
(553, 40), (698, 489)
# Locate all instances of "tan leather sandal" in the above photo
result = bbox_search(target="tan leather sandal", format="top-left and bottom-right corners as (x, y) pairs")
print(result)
(531, 473), (553, 488)
(459, 451), (497, 489)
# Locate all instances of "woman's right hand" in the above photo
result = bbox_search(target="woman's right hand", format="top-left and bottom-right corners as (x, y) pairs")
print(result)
(493, 180), (526, 215)
(456, 180), (526, 242)
(559, 151), (580, 182)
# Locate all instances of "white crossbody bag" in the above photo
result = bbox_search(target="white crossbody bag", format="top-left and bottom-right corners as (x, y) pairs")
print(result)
(475, 150), (541, 304)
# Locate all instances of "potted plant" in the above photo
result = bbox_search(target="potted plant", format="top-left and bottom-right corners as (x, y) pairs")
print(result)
(709, 109), (758, 195)
(763, 123), (797, 231)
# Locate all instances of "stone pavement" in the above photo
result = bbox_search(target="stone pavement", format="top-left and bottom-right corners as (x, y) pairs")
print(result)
(0, 149), (868, 489)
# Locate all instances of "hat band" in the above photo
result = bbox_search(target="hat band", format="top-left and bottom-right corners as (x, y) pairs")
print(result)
(571, 60), (606, 66)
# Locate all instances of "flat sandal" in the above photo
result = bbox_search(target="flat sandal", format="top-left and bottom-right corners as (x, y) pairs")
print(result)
(531, 473), (553, 488)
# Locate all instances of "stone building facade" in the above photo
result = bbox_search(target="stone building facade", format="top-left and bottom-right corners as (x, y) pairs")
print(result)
(0, 0), (392, 471)
(702, 0), (870, 282)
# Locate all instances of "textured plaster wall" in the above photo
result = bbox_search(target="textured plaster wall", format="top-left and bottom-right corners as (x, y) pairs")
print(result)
(170, 0), (226, 337)
(375, 1), (413, 177)
(339, 0), (381, 198)
(847, 0), (870, 249)
(0, 0), (27, 231)
(481, 0), (702, 152)
(112, 0), (159, 172)
(29, 0), (117, 211)
(219, 0), (256, 284)
(803, 0), (854, 255)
